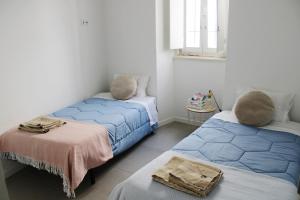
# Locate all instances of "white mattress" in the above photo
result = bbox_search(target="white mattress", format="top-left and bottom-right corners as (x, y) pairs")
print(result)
(93, 93), (158, 126)
(213, 111), (300, 137)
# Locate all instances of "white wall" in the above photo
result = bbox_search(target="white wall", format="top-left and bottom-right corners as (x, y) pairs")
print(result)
(0, 0), (106, 176)
(103, 0), (157, 97)
(174, 58), (226, 120)
(224, 0), (300, 122)
(155, 0), (175, 123)
(156, 0), (226, 123)
(77, 0), (109, 98)
(103, 0), (226, 123)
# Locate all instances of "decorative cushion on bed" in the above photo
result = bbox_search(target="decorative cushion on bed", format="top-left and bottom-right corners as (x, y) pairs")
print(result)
(234, 91), (275, 127)
(233, 87), (294, 122)
(114, 74), (150, 97)
(111, 75), (137, 100)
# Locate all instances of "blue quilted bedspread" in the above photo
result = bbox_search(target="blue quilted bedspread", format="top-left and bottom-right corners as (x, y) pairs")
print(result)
(52, 98), (154, 155)
(173, 118), (300, 186)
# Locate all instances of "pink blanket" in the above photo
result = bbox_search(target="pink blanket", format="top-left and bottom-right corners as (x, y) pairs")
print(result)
(0, 120), (113, 197)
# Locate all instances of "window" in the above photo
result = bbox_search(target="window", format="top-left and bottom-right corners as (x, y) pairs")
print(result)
(170, 0), (229, 58)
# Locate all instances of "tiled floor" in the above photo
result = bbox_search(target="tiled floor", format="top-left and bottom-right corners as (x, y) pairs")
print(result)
(6, 122), (197, 200)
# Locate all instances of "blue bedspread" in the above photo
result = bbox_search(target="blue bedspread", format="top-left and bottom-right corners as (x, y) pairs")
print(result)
(52, 98), (154, 155)
(173, 118), (300, 186)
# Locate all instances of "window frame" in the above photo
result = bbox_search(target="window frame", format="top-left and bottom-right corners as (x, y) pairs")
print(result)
(179, 0), (223, 58)
(170, 0), (229, 58)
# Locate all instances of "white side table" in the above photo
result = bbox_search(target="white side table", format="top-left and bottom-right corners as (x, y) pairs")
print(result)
(186, 106), (216, 126)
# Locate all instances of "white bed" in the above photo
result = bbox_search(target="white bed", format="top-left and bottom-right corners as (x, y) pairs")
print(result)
(93, 92), (158, 126)
(108, 111), (300, 200)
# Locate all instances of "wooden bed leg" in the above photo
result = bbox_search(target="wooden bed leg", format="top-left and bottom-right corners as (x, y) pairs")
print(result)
(89, 169), (96, 185)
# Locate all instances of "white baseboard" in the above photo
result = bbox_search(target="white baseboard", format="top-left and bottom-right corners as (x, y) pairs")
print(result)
(158, 117), (175, 127)
(158, 116), (202, 127)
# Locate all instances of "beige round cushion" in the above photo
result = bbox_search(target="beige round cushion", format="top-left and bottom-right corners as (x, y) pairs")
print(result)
(235, 91), (275, 127)
(110, 75), (137, 100)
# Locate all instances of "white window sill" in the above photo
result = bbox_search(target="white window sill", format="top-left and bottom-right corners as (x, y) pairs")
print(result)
(174, 55), (227, 62)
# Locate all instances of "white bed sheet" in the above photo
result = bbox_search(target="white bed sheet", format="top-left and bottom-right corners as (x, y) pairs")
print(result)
(109, 151), (298, 200)
(93, 92), (158, 126)
(213, 111), (300, 137)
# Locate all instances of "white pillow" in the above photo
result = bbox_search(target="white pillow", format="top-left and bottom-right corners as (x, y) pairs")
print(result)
(135, 75), (150, 97)
(113, 74), (150, 97)
(263, 90), (294, 122)
(233, 87), (295, 122)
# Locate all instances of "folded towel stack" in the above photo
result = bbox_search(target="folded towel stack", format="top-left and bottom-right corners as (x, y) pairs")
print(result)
(19, 116), (66, 133)
(152, 156), (223, 197)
